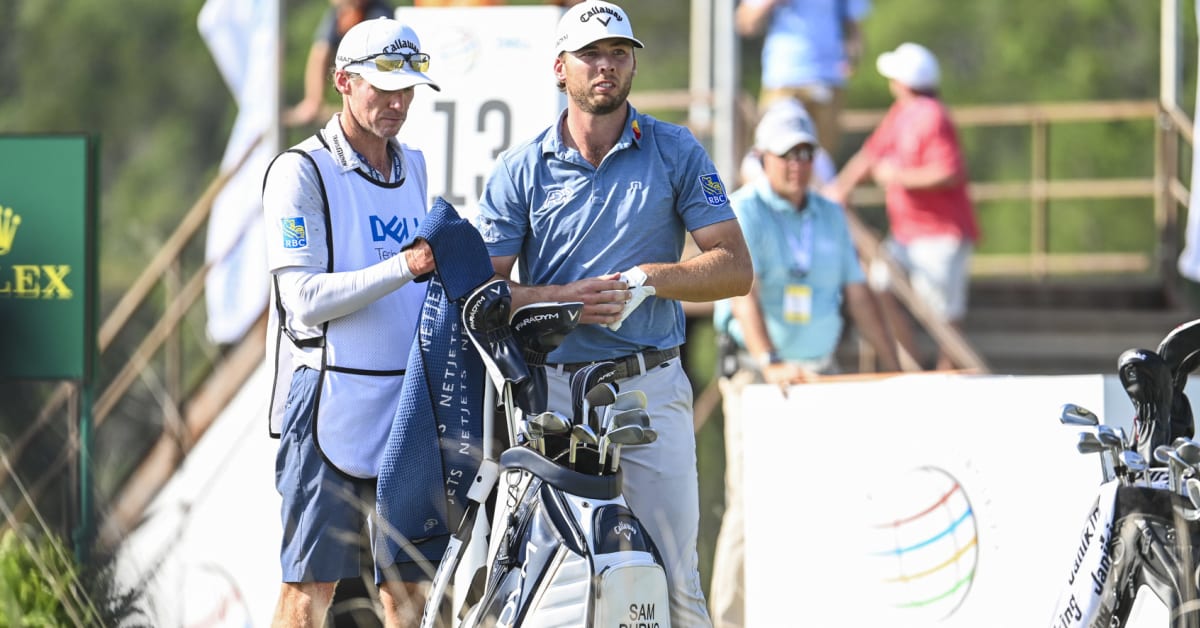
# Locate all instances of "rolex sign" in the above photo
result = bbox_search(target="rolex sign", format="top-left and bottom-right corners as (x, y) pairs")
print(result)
(0, 136), (96, 380)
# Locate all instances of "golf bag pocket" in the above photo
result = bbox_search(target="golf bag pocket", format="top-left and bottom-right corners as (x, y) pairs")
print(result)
(594, 563), (670, 628)
(591, 505), (670, 628)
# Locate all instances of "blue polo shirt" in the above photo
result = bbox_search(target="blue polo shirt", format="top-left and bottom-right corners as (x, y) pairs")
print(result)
(750, 0), (872, 88)
(713, 179), (864, 362)
(477, 105), (735, 363)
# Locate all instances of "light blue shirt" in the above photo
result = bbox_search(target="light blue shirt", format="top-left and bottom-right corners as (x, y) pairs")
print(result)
(714, 179), (864, 362)
(750, 0), (872, 88)
(477, 105), (735, 363)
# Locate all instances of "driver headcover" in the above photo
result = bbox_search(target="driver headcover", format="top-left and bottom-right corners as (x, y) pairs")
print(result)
(1118, 348), (1175, 464)
(463, 278), (530, 387)
(510, 302), (584, 415)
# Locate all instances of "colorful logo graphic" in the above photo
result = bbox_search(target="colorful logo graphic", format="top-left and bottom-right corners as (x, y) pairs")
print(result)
(698, 173), (727, 206)
(432, 26), (480, 74)
(0, 206), (21, 255)
(281, 217), (307, 249)
(865, 466), (978, 623)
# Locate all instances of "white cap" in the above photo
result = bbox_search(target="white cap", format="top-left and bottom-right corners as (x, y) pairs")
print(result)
(754, 99), (820, 155)
(335, 18), (440, 92)
(876, 42), (940, 90)
(554, 1), (644, 56)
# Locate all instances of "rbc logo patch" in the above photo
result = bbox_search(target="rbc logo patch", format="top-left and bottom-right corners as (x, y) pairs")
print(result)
(698, 173), (728, 206)
(281, 217), (308, 249)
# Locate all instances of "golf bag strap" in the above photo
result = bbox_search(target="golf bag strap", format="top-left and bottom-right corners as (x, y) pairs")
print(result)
(499, 446), (622, 500)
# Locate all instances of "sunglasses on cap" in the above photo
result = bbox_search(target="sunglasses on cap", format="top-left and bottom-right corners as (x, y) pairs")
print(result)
(346, 51), (431, 73)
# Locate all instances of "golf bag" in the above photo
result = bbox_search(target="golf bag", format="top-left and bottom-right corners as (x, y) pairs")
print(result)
(1052, 481), (1200, 628)
(424, 299), (671, 628)
(466, 447), (670, 628)
(1051, 318), (1200, 628)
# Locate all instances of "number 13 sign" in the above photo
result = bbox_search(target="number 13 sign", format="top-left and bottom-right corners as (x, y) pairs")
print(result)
(395, 6), (565, 221)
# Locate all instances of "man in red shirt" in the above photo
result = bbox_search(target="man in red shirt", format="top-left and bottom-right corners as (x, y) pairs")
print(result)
(826, 42), (979, 370)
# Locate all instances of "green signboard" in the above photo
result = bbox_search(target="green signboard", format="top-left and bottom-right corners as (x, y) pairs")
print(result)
(0, 135), (97, 381)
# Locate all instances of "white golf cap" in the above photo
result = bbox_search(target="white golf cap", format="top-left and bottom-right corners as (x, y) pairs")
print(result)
(876, 42), (940, 90)
(554, 1), (644, 56)
(335, 17), (440, 92)
(754, 99), (820, 155)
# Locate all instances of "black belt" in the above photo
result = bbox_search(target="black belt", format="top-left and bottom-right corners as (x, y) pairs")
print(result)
(553, 346), (680, 380)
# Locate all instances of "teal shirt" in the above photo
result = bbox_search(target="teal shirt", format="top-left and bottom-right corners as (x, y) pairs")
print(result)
(713, 179), (864, 362)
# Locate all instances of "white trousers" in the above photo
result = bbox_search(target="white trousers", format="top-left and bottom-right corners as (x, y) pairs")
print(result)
(546, 357), (713, 628)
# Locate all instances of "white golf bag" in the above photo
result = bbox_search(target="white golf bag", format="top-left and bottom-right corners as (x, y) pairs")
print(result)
(422, 296), (671, 628)
(1050, 319), (1200, 628)
(465, 446), (670, 628)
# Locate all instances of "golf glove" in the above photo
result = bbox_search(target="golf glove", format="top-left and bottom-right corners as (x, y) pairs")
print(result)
(606, 266), (655, 331)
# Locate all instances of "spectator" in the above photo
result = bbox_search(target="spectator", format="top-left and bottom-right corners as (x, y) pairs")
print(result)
(738, 101), (837, 187)
(710, 98), (898, 628)
(286, 0), (394, 127)
(736, 0), (871, 154)
(475, 2), (752, 624)
(263, 17), (440, 627)
(825, 42), (980, 371)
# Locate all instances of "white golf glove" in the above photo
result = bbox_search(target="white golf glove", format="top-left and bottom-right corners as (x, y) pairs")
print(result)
(606, 266), (655, 331)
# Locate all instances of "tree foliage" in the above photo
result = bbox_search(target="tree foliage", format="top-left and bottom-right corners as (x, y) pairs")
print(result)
(0, 0), (1180, 278)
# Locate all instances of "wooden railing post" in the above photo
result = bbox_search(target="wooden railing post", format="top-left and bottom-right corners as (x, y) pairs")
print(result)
(1031, 118), (1050, 280)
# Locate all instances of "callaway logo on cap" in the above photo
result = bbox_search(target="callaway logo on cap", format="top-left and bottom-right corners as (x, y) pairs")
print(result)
(554, 1), (645, 55)
(335, 17), (441, 92)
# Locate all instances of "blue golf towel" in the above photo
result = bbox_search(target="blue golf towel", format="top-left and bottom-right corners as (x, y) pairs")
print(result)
(376, 197), (494, 568)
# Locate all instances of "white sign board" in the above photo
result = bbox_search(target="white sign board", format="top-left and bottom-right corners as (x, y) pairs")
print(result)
(740, 373), (1176, 626)
(118, 368), (1188, 626)
(395, 6), (565, 220)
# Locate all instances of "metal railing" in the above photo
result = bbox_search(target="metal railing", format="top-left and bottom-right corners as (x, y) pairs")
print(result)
(840, 99), (1188, 282)
(676, 92), (1192, 348)
(638, 92), (1190, 283)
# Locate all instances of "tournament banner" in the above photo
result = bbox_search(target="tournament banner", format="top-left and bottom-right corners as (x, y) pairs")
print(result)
(743, 373), (1087, 626)
(395, 5), (565, 220)
(740, 373), (1176, 626)
(0, 135), (97, 381)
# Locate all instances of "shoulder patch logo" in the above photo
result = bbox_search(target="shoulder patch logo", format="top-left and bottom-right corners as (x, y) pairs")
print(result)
(698, 173), (728, 206)
(281, 217), (308, 249)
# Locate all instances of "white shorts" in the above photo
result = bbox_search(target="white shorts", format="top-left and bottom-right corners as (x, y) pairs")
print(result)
(869, 235), (973, 321)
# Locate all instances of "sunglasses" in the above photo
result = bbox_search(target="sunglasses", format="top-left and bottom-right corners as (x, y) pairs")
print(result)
(775, 145), (815, 163)
(347, 52), (431, 73)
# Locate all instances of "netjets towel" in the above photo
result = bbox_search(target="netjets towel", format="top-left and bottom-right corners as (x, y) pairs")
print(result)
(376, 197), (495, 568)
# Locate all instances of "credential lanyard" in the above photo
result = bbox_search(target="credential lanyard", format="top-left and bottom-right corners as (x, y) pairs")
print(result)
(783, 213), (814, 278)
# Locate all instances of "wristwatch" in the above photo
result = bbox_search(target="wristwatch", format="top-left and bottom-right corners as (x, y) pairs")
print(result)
(758, 350), (782, 368)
